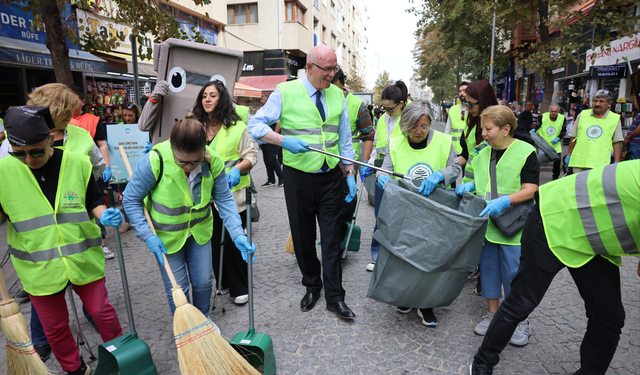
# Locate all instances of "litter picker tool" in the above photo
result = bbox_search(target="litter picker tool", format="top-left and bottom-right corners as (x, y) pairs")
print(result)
(211, 221), (227, 314)
(65, 287), (96, 362)
(119, 146), (259, 375)
(93, 187), (157, 375)
(0, 267), (50, 374)
(230, 189), (276, 375)
(306, 146), (411, 181)
(340, 178), (364, 268)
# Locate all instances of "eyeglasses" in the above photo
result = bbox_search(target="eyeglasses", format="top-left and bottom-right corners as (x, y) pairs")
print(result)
(311, 62), (340, 73)
(409, 125), (429, 132)
(463, 101), (479, 109)
(173, 152), (205, 166)
(10, 148), (47, 159)
(382, 103), (400, 112)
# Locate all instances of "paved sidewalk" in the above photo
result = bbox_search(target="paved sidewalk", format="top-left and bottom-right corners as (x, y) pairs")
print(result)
(1, 121), (638, 374)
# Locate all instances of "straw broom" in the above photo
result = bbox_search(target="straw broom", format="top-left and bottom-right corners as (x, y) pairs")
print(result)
(0, 267), (50, 374)
(119, 147), (259, 375)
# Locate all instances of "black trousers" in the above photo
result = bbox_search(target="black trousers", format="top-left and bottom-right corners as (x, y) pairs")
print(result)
(474, 206), (625, 375)
(553, 152), (561, 180)
(339, 176), (356, 222)
(211, 206), (248, 298)
(283, 165), (345, 303)
(260, 143), (282, 183)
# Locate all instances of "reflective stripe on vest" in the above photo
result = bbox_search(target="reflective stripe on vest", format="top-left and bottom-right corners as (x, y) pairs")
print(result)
(0, 151), (104, 296)
(474, 140), (536, 244)
(145, 141), (225, 253)
(70, 114), (100, 138)
(569, 110), (619, 169)
(278, 80), (342, 172)
(390, 130), (451, 180)
(462, 124), (478, 184)
(375, 114), (403, 158)
(346, 93), (364, 160)
(209, 123), (251, 192)
(540, 112), (564, 153)
(449, 105), (467, 154)
(63, 125), (94, 156)
(539, 160), (640, 268)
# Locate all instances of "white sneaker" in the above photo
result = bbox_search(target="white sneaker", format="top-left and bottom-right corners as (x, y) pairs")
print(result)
(509, 319), (531, 346)
(366, 262), (376, 272)
(234, 294), (248, 305)
(102, 246), (115, 260)
(473, 312), (494, 336)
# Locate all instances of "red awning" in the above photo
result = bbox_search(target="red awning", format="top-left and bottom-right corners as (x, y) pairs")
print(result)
(233, 82), (262, 98)
(238, 75), (288, 95)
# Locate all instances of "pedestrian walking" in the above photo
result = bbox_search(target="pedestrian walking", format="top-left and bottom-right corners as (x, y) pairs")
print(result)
(530, 103), (564, 179)
(456, 105), (539, 347)
(470, 160), (639, 375)
(0, 106), (123, 375)
(565, 90), (623, 172)
(122, 114), (255, 316)
(247, 45), (358, 320)
(376, 99), (460, 326)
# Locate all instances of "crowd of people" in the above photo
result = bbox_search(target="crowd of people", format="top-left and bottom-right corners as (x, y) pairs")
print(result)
(0, 43), (638, 375)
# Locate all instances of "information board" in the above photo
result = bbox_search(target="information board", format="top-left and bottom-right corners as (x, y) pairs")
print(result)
(107, 124), (148, 184)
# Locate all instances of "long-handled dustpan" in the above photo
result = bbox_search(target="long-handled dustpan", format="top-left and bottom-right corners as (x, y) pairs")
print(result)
(94, 188), (157, 375)
(230, 189), (276, 375)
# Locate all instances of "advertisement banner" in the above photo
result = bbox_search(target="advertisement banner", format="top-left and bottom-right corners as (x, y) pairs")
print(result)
(586, 34), (640, 69)
(0, 48), (107, 72)
(107, 124), (148, 183)
(76, 9), (154, 56)
(0, 1), (76, 48)
(589, 63), (628, 79)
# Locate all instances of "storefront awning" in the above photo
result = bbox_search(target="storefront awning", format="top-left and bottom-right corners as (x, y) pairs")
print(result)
(234, 82), (262, 98)
(0, 36), (107, 73)
(238, 75), (288, 94)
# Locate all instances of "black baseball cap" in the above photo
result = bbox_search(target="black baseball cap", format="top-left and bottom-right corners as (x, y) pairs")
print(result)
(4, 106), (56, 146)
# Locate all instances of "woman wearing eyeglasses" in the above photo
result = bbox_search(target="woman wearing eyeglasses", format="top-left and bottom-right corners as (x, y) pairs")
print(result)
(365, 81), (408, 272)
(374, 99), (461, 326)
(122, 114), (256, 316)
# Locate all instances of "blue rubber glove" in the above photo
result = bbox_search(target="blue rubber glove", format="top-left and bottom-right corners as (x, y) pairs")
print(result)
(455, 182), (476, 196)
(418, 171), (444, 196)
(529, 128), (536, 134)
(473, 142), (489, 154)
(143, 141), (153, 154)
(479, 195), (511, 217)
(345, 175), (357, 203)
(100, 207), (123, 227)
(281, 137), (309, 154)
(234, 235), (256, 263)
(102, 166), (112, 183)
(377, 175), (390, 190)
(227, 167), (241, 189)
(145, 235), (168, 265)
(564, 155), (571, 165)
(360, 163), (373, 182)
(551, 138), (560, 144)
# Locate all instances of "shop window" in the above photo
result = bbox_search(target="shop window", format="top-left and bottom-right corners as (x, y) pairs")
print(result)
(331, 1), (335, 17)
(285, 1), (305, 24)
(322, 25), (327, 44)
(227, 3), (258, 25)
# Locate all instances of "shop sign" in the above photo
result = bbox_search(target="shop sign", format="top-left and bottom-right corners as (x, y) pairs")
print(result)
(159, 4), (218, 46)
(0, 48), (107, 73)
(242, 64), (255, 72)
(0, 2), (76, 49)
(552, 67), (565, 74)
(586, 33), (640, 69)
(76, 9), (154, 56)
(589, 63), (628, 79)
(287, 57), (299, 67)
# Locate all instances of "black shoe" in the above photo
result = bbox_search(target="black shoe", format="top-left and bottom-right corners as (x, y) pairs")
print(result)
(261, 181), (276, 187)
(326, 301), (356, 320)
(300, 291), (321, 311)
(34, 344), (51, 362)
(474, 277), (482, 296)
(417, 308), (437, 327)
(277, 180), (284, 187)
(67, 360), (91, 375)
(469, 362), (493, 375)
(16, 290), (30, 304)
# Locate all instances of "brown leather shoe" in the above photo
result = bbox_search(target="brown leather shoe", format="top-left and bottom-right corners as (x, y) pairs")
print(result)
(119, 222), (132, 234)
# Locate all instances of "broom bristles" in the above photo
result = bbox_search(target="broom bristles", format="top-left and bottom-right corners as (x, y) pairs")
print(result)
(1, 299), (51, 375)
(171, 287), (260, 375)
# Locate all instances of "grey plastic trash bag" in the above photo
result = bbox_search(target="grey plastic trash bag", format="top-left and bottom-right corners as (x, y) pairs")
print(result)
(364, 174), (376, 206)
(531, 132), (560, 166)
(367, 179), (489, 309)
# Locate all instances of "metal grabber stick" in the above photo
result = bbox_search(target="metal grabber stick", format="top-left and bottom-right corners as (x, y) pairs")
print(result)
(306, 146), (412, 181)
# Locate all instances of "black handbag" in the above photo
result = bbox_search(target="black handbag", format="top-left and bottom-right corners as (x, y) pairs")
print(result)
(489, 150), (534, 238)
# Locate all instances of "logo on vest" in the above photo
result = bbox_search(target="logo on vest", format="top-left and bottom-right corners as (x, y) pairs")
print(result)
(546, 126), (556, 136)
(586, 125), (603, 139)
(62, 191), (81, 210)
(407, 163), (434, 188)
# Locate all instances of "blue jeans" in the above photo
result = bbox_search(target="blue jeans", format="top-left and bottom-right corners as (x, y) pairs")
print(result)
(479, 240), (521, 299)
(156, 236), (214, 316)
(628, 142), (640, 160)
(369, 183), (384, 261)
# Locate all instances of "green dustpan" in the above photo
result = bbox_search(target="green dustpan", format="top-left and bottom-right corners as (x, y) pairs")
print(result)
(94, 188), (157, 375)
(339, 221), (361, 252)
(230, 189), (276, 375)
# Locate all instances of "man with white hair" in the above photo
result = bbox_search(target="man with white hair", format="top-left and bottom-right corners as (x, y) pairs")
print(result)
(248, 45), (358, 320)
(565, 90), (623, 172)
(531, 103), (565, 179)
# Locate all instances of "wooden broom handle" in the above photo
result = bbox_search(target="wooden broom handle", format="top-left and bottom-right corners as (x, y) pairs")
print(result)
(0, 266), (10, 302)
(119, 146), (179, 289)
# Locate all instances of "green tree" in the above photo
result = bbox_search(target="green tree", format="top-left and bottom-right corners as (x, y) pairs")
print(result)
(7, 0), (212, 86)
(346, 62), (367, 93)
(373, 71), (394, 105)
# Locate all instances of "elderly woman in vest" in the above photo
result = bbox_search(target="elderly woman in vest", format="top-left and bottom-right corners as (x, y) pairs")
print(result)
(456, 105), (539, 347)
(0, 106), (123, 375)
(192, 79), (258, 306)
(123, 114), (255, 316)
(375, 99), (461, 327)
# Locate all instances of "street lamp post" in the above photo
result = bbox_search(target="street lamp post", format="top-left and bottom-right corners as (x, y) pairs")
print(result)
(489, 0), (497, 87)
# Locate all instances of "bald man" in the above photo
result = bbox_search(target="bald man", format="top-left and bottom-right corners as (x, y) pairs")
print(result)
(248, 45), (357, 320)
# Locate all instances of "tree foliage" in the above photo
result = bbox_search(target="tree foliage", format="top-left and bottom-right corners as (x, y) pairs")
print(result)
(373, 70), (394, 105)
(346, 61), (368, 93)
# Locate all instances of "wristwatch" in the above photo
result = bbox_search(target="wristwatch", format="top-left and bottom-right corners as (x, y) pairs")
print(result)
(345, 169), (356, 177)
